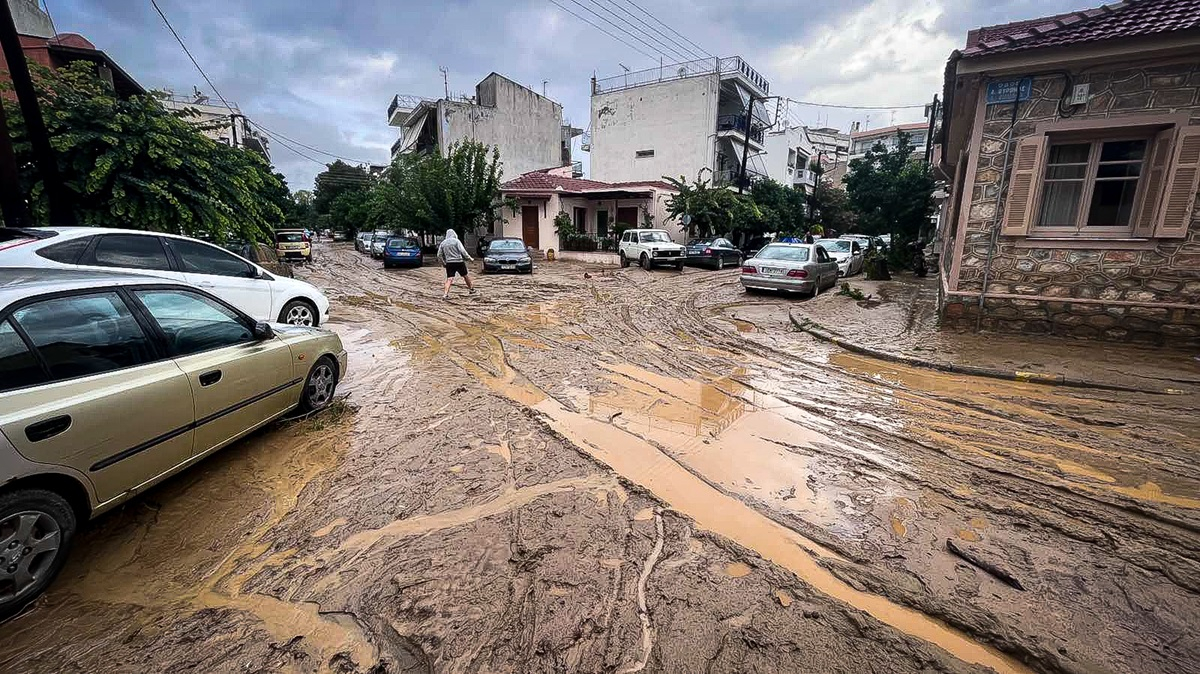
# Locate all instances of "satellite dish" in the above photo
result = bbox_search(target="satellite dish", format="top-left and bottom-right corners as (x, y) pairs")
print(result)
(677, 67), (687, 77)
(682, 214), (693, 225)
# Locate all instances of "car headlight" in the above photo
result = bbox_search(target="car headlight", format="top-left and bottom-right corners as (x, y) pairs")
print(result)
(485, 256), (498, 263)
(519, 256), (531, 262)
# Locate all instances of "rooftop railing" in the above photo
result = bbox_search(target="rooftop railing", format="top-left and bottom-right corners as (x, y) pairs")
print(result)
(593, 56), (769, 96)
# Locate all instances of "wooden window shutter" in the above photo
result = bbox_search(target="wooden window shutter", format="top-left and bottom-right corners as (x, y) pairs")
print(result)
(1131, 128), (1175, 238)
(1000, 135), (1046, 236)
(1155, 126), (1200, 238)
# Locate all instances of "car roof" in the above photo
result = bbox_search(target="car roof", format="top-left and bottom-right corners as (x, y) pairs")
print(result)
(0, 267), (179, 309)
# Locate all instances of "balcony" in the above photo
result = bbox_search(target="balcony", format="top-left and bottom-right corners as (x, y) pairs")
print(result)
(713, 166), (767, 189)
(388, 94), (435, 126)
(716, 114), (765, 145)
(592, 55), (769, 96)
(390, 136), (404, 158)
(572, 161), (583, 178)
(793, 168), (817, 189)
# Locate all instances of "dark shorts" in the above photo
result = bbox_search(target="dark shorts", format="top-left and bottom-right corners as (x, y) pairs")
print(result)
(445, 262), (469, 278)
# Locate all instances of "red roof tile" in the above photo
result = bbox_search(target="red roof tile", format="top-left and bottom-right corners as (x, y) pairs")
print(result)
(962, 0), (1200, 57)
(500, 170), (676, 193)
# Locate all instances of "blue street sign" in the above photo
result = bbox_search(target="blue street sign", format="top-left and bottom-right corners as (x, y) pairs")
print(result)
(986, 78), (1032, 105)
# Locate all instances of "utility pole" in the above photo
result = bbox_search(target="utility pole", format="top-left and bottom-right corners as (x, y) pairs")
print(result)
(0, 0), (70, 225)
(737, 94), (757, 194)
(439, 67), (449, 98)
(0, 98), (30, 227)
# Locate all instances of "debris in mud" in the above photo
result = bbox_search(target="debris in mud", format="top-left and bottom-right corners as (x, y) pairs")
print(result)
(946, 539), (1025, 591)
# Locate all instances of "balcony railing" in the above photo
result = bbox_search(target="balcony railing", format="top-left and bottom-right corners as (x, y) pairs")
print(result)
(713, 166), (767, 188)
(390, 136), (405, 157)
(716, 114), (765, 144)
(593, 56), (769, 95)
(793, 168), (817, 187)
(388, 94), (435, 124)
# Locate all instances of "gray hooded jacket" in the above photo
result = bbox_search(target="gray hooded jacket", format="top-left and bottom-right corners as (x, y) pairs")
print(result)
(437, 229), (473, 264)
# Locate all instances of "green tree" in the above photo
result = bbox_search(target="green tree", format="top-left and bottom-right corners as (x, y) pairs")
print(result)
(313, 160), (372, 216)
(748, 179), (806, 237)
(843, 131), (934, 243)
(809, 179), (855, 235)
(385, 141), (503, 239)
(2, 62), (284, 242)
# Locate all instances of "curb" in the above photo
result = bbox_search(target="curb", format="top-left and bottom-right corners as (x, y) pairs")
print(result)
(788, 311), (1184, 396)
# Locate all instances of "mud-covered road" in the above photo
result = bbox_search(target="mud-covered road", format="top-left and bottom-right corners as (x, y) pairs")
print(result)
(2, 242), (1198, 674)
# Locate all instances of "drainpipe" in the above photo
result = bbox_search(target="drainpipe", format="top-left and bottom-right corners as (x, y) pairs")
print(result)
(975, 79), (1026, 331)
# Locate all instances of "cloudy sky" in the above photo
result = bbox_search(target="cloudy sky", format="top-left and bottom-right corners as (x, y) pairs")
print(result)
(48, 0), (1089, 191)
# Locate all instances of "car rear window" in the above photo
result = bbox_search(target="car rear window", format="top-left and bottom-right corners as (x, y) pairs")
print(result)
(0, 319), (46, 392)
(756, 245), (810, 262)
(276, 232), (305, 243)
(387, 237), (417, 248)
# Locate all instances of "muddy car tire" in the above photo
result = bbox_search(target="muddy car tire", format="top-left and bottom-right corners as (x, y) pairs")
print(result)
(299, 356), (338, 413)
(675, 261), (684, 272)
(640, 254), (651, 270)
(0, 489), (76, 621)
(280, 299), (318, 327)
(620, 253), (630, 268)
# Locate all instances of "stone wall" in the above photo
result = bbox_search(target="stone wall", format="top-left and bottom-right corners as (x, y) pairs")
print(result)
(946, 60), (1200, 345)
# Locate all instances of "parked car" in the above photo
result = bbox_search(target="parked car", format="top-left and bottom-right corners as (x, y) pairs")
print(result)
(274, 229), (311, 263)
(382, 236), (423, 269)
(685, 237), (742, 270)
(370, 230), (392, 259)
(742, 235), (774, 258)
(823, 239), (866, 277)
(0, 267), (346, 618)
(740, 243), (840, 296)
(354, 232), (372, 253)
(618, 229), (685, 270)
(0, 227), (331, 326)
(482, 237), (534, 274)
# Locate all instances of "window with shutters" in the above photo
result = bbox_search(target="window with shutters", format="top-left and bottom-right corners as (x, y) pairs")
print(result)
(1034, 137), (1150, 235)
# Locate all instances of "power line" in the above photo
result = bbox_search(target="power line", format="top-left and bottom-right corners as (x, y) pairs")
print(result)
(149, 0), (235, 114)
(40, 0), (59, 37)
(546, 0), (658, 62)
(580, 0), (693, 63)
(617, 0), (711, 59)
(787, 97), (926, 110)
(246, 118), (375, 165)
(562, 0), (673, 62)
(266, 133), (327, 167)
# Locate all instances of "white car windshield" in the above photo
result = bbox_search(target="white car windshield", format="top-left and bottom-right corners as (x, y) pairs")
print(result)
(638, 231), (672, 243)
(823, 240), (853, 253)
(488, 239), (526, 252)
(756, 245), (809, 262)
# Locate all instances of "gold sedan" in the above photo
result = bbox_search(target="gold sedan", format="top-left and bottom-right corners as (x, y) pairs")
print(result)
(0, 268), (347, 618)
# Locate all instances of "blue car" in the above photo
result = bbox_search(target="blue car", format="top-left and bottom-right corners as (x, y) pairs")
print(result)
(382, 236), (423, 268)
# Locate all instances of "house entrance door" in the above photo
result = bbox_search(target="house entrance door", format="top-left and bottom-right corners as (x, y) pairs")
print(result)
(522, 206), (540, 248)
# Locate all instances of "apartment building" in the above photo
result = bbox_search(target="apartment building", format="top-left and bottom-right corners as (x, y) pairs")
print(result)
(807, 126), (851, 183)
(387, 73), (580, 179)
(589, 56), (772, 187)
(848, 122), (929, 161)
(160, 91), (270, 161)
(763, 124), (817, 191)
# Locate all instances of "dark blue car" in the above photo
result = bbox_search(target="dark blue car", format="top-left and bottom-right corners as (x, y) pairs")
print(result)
(382, 236), (423, 268)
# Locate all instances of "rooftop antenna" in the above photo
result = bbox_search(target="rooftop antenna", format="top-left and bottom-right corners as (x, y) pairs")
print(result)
(619, 63), (631, 87)
(439, 66), (449, 99)
(543, 80), (548, 96)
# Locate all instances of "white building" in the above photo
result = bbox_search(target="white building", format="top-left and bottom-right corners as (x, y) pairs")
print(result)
(387, 73), (581, 179)
(807, 126), (851, 183)
(588, 57), (771, 188)
(848, 122), (928, 162)
(763, 125), (817, 192)
(160, 91), (270, 161)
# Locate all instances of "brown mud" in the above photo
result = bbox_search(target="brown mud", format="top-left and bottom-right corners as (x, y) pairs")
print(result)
(1, 243), (1196, 674)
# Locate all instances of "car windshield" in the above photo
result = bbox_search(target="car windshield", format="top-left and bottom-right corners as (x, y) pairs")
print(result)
(824, 240), (853, 253)
(638, 231), (671, 243)
(687, 238), (716, 246)
(488, 239), (526, 252)
(276, 232), (305, 243)
(756, 245), (809, 262)
(387, 237), (417, 248)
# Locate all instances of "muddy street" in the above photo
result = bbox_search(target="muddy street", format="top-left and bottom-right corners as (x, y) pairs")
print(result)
(2, 242), (1197, 674)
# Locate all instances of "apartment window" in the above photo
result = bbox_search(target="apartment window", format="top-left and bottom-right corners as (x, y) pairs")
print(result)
(1001, 119), (1200, 241)
(1037, 139), (1147, 232)
(635, 149), (654, 158)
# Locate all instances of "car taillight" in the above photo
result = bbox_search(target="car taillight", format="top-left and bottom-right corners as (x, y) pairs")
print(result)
(704, 247), (713, 254)
(787, 269), (808, 278)
(741, 266), (756, 274)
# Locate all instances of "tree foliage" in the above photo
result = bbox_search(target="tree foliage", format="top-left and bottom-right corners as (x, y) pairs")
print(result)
(809, 179), (855, 235)
(843, 131), (935, 243)
(377, 141), (503, 239)
(665, 175), (813, 242)
(2, 62), (285, 242)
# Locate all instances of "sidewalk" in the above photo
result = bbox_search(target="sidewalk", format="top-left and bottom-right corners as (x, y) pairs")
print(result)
(789, 274), (1200, 395)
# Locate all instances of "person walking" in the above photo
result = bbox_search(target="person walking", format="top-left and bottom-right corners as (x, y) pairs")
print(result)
(437, 229), (476, 299)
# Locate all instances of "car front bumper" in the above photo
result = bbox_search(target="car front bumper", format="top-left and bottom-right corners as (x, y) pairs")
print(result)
(483, 260), (533, 272)
(740, 275), (814, 292)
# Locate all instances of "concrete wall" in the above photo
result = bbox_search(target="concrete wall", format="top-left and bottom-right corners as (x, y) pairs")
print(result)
(498, 191), (682, 252)
(943, 61), (1200, 345)
(9, 0), (53, 38)
(442, 74), (564, 180)
(764, 126), (814, 186)
(590, 76), (718, 184)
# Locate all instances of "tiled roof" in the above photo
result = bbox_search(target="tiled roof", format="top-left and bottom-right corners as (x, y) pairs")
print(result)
(962, 0), (1200, 57)
(500, 170), (676, 193)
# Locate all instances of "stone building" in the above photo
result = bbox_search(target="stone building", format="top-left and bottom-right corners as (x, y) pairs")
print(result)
(935, 0), (1200, 345)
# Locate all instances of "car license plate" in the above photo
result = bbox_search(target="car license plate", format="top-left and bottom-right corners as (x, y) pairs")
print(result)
(501, 263), (515, 270)
(761, 267), (784, 276)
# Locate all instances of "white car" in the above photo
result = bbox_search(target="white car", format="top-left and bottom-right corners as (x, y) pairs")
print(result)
(0, 227), (331, 326)
(821, 238), (866, 277)
(618, 228), (685, 270)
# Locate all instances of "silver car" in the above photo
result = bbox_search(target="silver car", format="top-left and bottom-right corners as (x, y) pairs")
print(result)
(740, 243), (840, 295)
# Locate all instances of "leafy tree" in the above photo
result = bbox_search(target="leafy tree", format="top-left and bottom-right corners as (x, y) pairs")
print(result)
(748, 179), (806, 237)
(385, 141), (503, 239)
(843, 131), (934, 244)
(328, 190), (371, 234)
(2, 62), (284, 241)
(809, 179), (855, 235)
(313, 160), (372, 215)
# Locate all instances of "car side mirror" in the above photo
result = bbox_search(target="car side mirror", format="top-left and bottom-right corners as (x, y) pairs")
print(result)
(253, 322), (274, 340)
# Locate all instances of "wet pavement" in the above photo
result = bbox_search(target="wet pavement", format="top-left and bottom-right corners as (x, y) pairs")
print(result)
(1, 243), (1197, 674)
